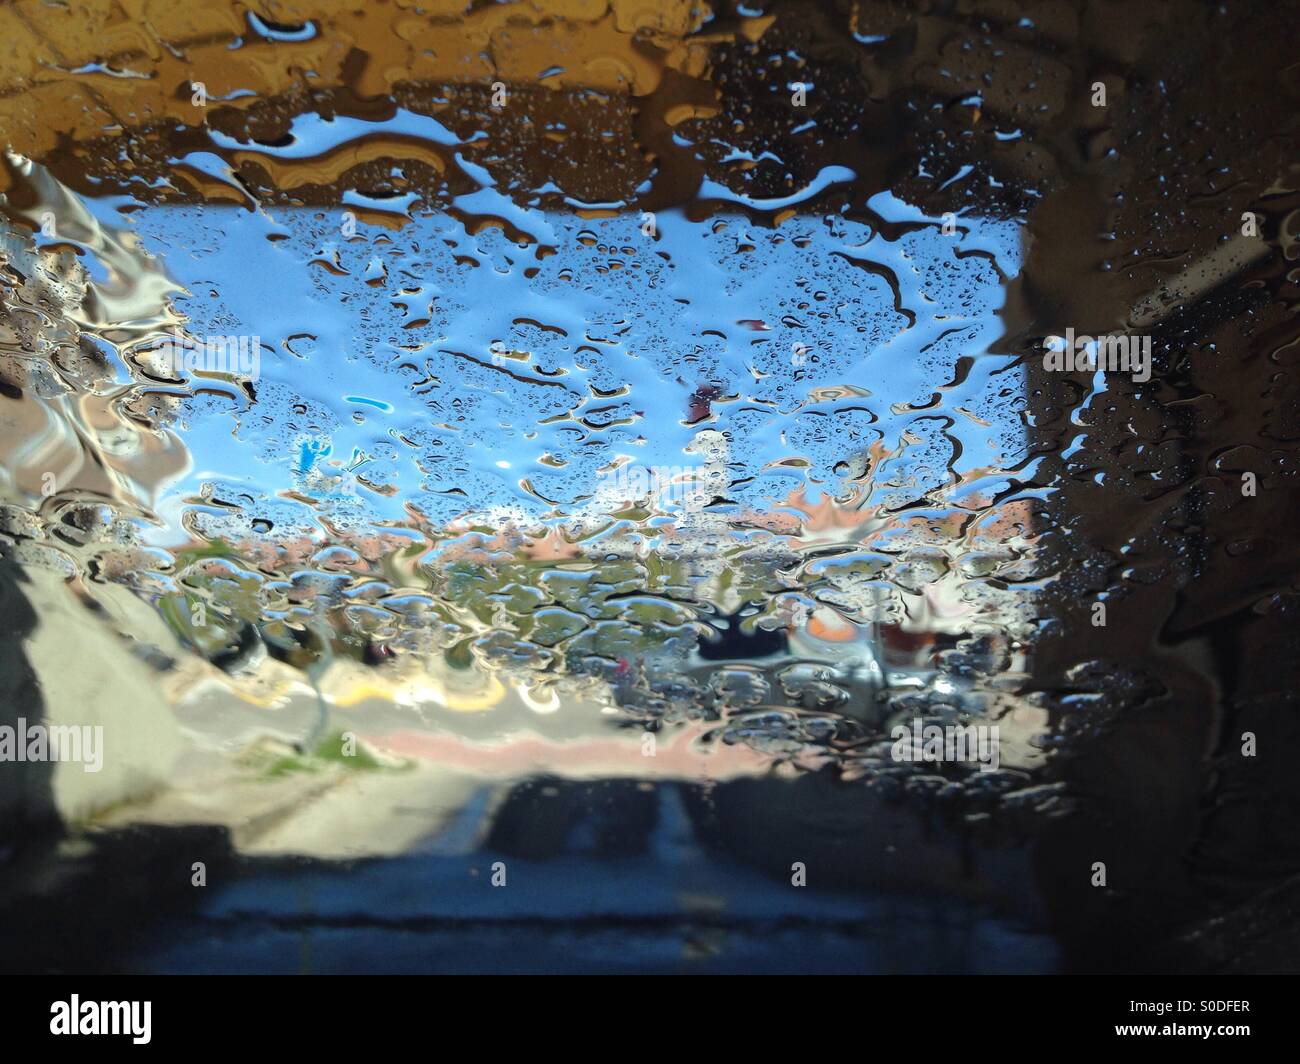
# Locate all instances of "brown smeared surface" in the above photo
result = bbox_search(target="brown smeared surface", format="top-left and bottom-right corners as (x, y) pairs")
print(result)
(0, 0), (752, 199)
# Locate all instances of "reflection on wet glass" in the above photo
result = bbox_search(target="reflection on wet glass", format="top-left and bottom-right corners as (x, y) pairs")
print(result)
(1, 0), (1295, 974)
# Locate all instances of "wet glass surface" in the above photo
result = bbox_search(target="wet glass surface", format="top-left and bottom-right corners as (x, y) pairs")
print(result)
(1, 0), (1298, 973)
